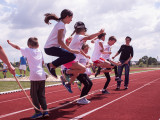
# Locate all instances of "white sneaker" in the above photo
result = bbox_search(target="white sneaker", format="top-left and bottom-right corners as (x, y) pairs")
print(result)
(83, 98), (90, 104)
(77, 98), (90, 104)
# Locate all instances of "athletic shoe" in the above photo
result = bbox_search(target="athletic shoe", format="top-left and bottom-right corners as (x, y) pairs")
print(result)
(91, 66), (96, 73)
(124, 86), (128, 90)
(45, 63), (57, 78)
(115, 77), (120, 81)
(115, 77), (123, 82)
(76, 81), (82, 91)
(102, 89), (110, 94)
(60, 76), (66, 86)
(83, 98), (90, 104)
(116, 86), (120, 90)
(30, 112), (43, 119)
(43, 111), (49, 118)
(19, 75), (22, 77)
(64, 84), (73, 93)
(95, 67), (102, 77)
(77, 98), (90, 104)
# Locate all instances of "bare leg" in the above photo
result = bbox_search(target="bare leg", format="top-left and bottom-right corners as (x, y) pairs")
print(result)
(97, 61), (114, 68)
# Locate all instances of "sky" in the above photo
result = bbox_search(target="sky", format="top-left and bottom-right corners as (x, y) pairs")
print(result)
(0, 0), (160, 63)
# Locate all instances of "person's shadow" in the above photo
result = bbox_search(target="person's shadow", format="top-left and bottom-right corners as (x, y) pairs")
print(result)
(20, 101), (85, 120)
(20, 92), (113, 120)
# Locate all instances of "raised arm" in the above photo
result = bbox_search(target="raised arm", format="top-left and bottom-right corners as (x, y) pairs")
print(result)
(0, 45), (15, 75)
(112, 52), (120, 59)
(82, 29), (104, 42)
(7, 40), (20, 50)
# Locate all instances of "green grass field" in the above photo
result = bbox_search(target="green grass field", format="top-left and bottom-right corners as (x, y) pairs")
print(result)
(0, 67), (61, 79)
(0, 67), (157, 92)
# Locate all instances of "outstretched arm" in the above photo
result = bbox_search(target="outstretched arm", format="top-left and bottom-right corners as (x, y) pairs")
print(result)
(112, 52), (119, 59)
(7, 40), (20, 50)
(0, 45), (15, 75)
(82, 29), (104, 42)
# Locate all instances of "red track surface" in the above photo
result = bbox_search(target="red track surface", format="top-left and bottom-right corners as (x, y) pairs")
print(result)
(0, 69), (160, 120)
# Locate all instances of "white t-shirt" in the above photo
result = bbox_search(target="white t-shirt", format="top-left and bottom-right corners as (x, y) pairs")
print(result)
(44, 21), (66, 48)
(20, 47), (46, 81)
(77, 53), (91, 75)
(69, 34), (85, 61)
(77, 53), (89, 66)
(91, 39), (103, 61)
(102, 44), (111, 60)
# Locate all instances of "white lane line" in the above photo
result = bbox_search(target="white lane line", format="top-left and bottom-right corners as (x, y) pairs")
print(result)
(70, 78), (160, 120)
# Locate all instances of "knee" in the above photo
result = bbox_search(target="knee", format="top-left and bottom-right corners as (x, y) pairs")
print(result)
(69, 53), (76, 61)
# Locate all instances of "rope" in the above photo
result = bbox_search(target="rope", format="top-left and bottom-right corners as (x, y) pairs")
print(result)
(14, 75), (101, 112)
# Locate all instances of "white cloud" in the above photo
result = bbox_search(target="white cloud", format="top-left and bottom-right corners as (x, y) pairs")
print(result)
(0, 0), (160, 63)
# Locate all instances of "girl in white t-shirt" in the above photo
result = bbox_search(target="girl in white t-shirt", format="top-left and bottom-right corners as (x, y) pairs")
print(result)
(69, 21), (104, 61)
(7, 38), (49, 119)
(44, 9), (85, 80)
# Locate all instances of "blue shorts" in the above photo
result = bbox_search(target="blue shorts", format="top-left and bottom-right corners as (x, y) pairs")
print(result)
(3, 70), (7, 72)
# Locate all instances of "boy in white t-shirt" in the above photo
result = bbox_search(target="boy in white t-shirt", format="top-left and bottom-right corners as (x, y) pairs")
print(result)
(76, 43), (93, 104)
(92, 33), (113, 72)
(7, 38), (49, 119)
(100, 36), (122, 94)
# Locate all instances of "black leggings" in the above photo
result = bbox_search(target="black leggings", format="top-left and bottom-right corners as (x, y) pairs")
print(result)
(44, 47), (76, 67)
(77, 74), (93, 97)
(103, 72), (111, 89)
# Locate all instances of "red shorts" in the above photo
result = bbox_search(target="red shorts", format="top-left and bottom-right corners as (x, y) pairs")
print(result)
(93, 58), (105, 66)
(63, 61), (76, 69)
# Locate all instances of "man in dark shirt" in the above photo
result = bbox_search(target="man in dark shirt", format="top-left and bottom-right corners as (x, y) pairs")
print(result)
(112, 36), (134, 90)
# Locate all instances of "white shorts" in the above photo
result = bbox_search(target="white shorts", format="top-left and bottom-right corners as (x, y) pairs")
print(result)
(85, 68), (92, 76)
(19, 65), (26, 71)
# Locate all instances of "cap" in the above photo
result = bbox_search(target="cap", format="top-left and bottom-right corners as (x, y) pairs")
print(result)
(74, 21), (86, 29)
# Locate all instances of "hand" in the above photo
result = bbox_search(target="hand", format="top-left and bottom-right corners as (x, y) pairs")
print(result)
(8, 64), (15, 76)
(108, 52), (112, 54)
(70, 49), (80, 54)
(117, 61), (121, 66)
(99, 29), (105, 34)
(112, 56), (115, 59)
(100, 49), (104, 52)
(7, 40), (10, 44)
(91, 40), (95, 43)
(124, 60), (129, 65)
(86, 55), (90, 59)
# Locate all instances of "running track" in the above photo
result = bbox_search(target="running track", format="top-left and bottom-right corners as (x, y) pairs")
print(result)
(0, 69), (160, 120)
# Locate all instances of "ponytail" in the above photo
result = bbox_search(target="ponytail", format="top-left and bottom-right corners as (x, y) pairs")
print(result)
(44, 9), (73, 25)
(44, 13), (59, 24)
(70, 30), (76, 36)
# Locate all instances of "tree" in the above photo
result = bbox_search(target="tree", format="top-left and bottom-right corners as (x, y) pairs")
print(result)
(141, 56), (148, 64)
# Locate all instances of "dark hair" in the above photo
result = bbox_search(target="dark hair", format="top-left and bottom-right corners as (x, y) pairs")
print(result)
(81, 43), (89, 50)
(73, 21), (87, 34)
(108, 36), (117, 41)
(126, 36), (132, 41)
(98, 33), (106, 39)
(27, 37), (39, 48)
(44, 9), (73, 24)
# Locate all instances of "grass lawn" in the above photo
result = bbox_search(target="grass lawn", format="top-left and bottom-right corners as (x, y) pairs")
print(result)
(0, 67), (156, 92)
(0, 81), (61, 92)
(0, 67), (61, 79)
